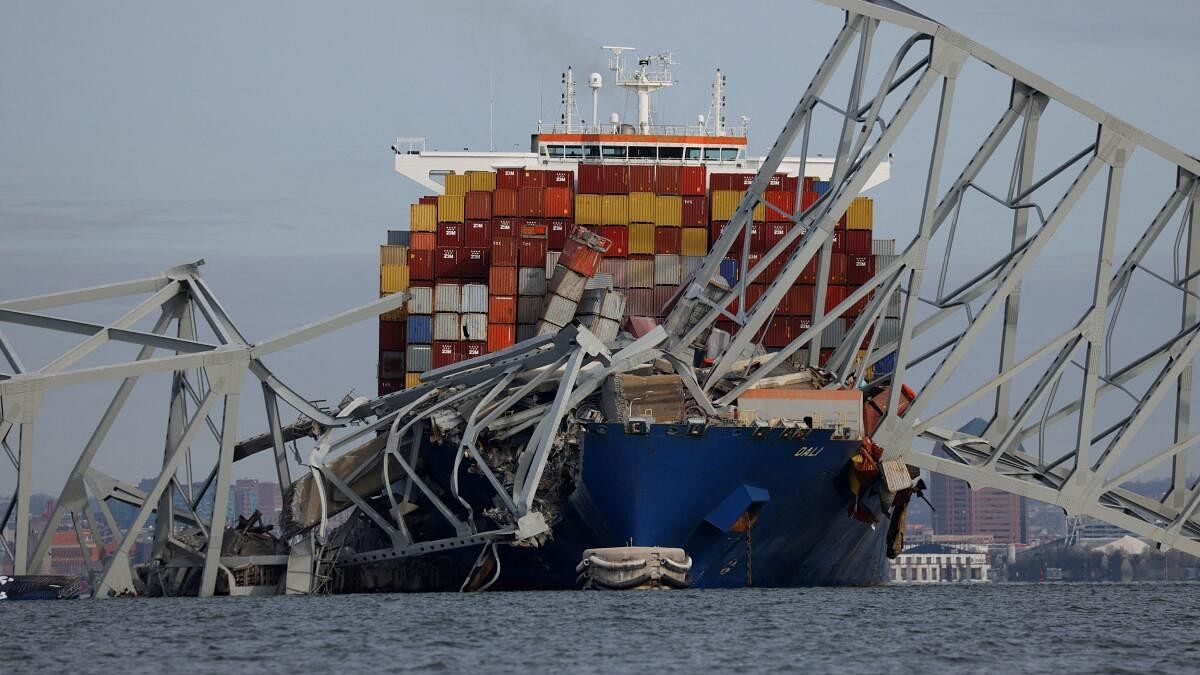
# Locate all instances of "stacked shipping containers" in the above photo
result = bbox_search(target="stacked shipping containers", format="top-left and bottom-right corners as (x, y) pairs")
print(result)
(380, 166), (901, 394)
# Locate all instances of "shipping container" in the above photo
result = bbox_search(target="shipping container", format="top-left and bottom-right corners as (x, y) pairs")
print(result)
(626, 288), (656, 316)
(410, 203), (437, 232)
(466, 170), (496, 192)
(600, 225), (628, 258)
(517, 187), (542, 218)
(387, 230), (410, 246)
(460, 247), (489, 279)
(586, 273), (613, 290)
(799, 256), (818, 284)
(719, 258), (738, 287)
(488, 295), (517, 324)
(517, 324), (537, 342)
(444, 173), (469, 196)
(519, 238), (548, 267)
(627, 256), (655, 288)
(762, 222), (791, 252)
(681, 255), (704, 279)
(680, 166), (707, 195)
(492, 217), (518, 239)
(517, 169), (543, 188)
(575, 194), (602, 225)
(487, 323), (517, 351)
(763, 317), (802, 348)
(628, 223), (655, 255)
(493, 189), (519, 217)
(518, 266), (547, 296)
(542, 293), (578, 327)
(547, 169), (573, 187)
(461, 313), (488, 342)
(655, 227), (682, 255)
(590, 317), (621, 343)
(711, 190), (741, 221)
(497, 167), (522, 190)
(379, 320), (407, 350)
(681, 196), (708, 226)
(602, 165), (629, 194)
(434, 283), (461, 313)
(845, 229), (872, 256)
(407, 285), (433, 314)
(654, 254), (682, 285)
(380, 264), (409, 293)
(599, 290), (626, 320)
(463, 341), (487, 360)
(578, 164), (604, 194)
(654, 165), (681, 194)
(846, 197), (873, 230)
(601, 195), (629, 225)
(824, 284), (848, 314)
(437, 195), (465, 222)
(380, 244), (407, 265)
(629, 165), (655, 192)
(376, 377), (404, 395)
(517, 296), (543, 323)
(437, 222), (463, 248)
(680, 227), (708, 256)
(433, 312), (461, 341)
(577, 288), (606, 315)
(434, 246), (460, 278)
(487, 265), (518, 296)
(847, 254), (875, 285)
(465, 191), (492, 220)
(545, 250), (561, 278)
(629, 192), (656, 223)
(406, 315), (433, 344)
(653, 285), (676, 315)
(410, 232), (436, 251)
(464, 220), (491, 248)
(820, 318), (848, 350)
(491, 238), (518, 267)
(654, 195), (683, 226)
(406, 344), (432, 372)
(535, 321), (560, 337)
(886, 289), (903, 318)
(878, 317), (901, 343)
(432, 340), (463, 369)
(408, 250), (434, 281)
(561, 239), (602, 277)
(764, 190), (794, 222)
(547, 219), (570, 248)
(461, 283), (488, 313)
(599, 258), (628, 288)
(830, 253), (848, 284)
(549, 266), (589, 301)
(872, 239), (896, 256)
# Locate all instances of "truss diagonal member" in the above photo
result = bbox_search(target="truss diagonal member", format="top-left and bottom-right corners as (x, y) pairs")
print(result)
(250, 292), (408, 359)
(42, 282), (184, 375)
(0, 274), (174, 312)
(198, 362), (247, 598)
(0, 328), (25, 375)
(0, 307), (216, 355)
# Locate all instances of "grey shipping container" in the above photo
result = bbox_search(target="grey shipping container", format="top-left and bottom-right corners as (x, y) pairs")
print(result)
(405, 344), (432, 373)
(878, 317), (901, 344)
(654, 254), (682, 286)
(517, 296), (543, 324)
(541, 293), (578, 327)
(433, 312), (461, 341)
(380, 350), (405, 378)
(388, 230), (411, 246)
(461, 313), (488, 341)
(872, 238), (896, 256)
(585, 273), (613, 290)
(591, 316), (620, 343)
(517, 323), (537, 342)
(549, 266), (588, 302)
(600, 291), (626, 320)
(461, 283), (488, 313)
(407, 286), (433, 315)
(577, 288), (607, 315)
(627, 258), (654, 288)
(886, 290), (903, 318)
(600, 259), (628, 288)
(681, 255), (704, 279)
(434, 283), (461, 313)
(545, 251), (561, 279)
(820, 317), (847, 349)
(518, 267), (547, 296)
(535, 321), (561, 337)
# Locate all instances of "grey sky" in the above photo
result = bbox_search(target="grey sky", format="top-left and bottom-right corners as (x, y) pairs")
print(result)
(2, 1), (1199, 491)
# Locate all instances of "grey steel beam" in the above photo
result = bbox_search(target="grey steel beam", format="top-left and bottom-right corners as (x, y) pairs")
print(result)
(198, 363), (246, 597)
(1173, 188), (1200, 510)
(0, 308), (217, 354)
(0, 275), (173, 312)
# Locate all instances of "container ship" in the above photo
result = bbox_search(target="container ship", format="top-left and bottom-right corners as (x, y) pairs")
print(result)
(339, 50), (911, 591)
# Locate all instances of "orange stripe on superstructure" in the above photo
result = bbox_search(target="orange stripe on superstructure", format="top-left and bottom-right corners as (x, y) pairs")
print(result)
(537, 133), (747, 145)
(738, 389), (863, 401)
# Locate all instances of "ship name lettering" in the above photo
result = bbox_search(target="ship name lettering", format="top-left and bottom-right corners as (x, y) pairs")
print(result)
(794, 446), (823, 458)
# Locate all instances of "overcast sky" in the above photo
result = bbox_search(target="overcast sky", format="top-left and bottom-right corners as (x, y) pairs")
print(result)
(2, 1), (1199, 492)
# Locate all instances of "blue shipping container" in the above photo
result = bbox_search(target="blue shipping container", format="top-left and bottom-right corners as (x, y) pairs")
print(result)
(719, 258), (738, 287)
(406, 315), (432, 344)
(813, 181), (831, 195)
(874, 351), (896, 376)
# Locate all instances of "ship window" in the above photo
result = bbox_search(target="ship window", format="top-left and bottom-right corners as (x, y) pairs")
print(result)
(601, 145), (627, 159)
(723, 148), (740, 161)
(659, 146), (683, 160)
(629, 146), (656, 160)
(685, 147), (702, 160)
(547, 145), (566, 158)
(583, 145), (601, 158)
(563, 146), (585, 158)
(704, 147), (724, 161)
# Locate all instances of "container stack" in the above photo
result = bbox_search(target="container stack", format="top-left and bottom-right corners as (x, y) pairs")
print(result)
(378, 238), (410, 395)
(537, 226), (613, 335)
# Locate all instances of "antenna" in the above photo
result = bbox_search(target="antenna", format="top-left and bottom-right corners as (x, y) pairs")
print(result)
(604, 46), (674, 134)
(561, 67), (580, 132)
(589, 72), (602, 134)
(704, 68), (727, 135)
(489, 67), (495, 151)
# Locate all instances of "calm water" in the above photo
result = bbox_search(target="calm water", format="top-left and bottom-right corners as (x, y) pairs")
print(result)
(3, 584), (1198, 673)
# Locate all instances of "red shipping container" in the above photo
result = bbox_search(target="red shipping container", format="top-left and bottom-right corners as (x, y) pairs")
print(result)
(491, 238), (518, 267)
(653, 285), (676, 316)
(410, 232), (436, 251)
(733, 173), (756, 189)
(493, 189), (519, 217)
(709, 173), (730, 190)
(655, 165), (681, 195)
(600, 225), (629, 257)
(379, 321), (406, 350)
(761, 255), (785, 283)
(519, 238), (548, 267)
(626, 288), (655, 316)
(418, 195), (438, 206)
(680, 196), (708, 226)
(801, 190), (820, 211)
(654, 227), (682, 255)
(464, 341), (487, 359)
(437, 222), (463, 247)
(489, 265), (518, 295)
(680, 166), (707, 195)
(748, 222), (767, 255)
(847, 254), (875, 285)
(465, 191), (492, 220)
(493, 217), (518, 238)
(603, 165), (630, 194)
(578, 164), (604, 194)
(710, 220), (745, 253)
(764, 316), (802, 348)
(629, 165), (655, 192)
(543, 186), (574, 219)
(434, 246), (460, 278)
(408, 249), (434, 280)
(561, 238), (602, 276)
(845, 230), (872, 256)
(848, 291), (870, 319)
(521, 219), (547, 238)
(763, 222), (791, 251)
(378, 378), (404, 396)
(829, 253), (848, 284)
(519, 187), (544, 217)
(547, 219), (571, 249)
(521, 169), (546, 188)
(825, 284), (848, 314)
(767, 174), (784, 190)
(832, 227), (846, 254)
(432, 341), (463, 368)
(780, 175), (799, 194)
(460, 247), (489, 279)
(487, 323), (516, 352)
(464, 220), (491, 247)
(488, 295), (517, 324)
(764, 191), (794, 222)
(820, 348), (835, 367)
(800, 256), (818, 283)
(497, 168), (522, 190)
(726, 283), (767, 314)
(547, 170), (573, 187)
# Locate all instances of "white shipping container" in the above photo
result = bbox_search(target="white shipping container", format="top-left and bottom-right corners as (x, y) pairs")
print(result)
(886, 290), (903, 318)
(461, 284), (489, 313)
(517, 296), (543, 324)
(461, 313), (488, 341)
(820, 317), (848, 349)
(433, 312), (461, 341)
(585, 273), (614, 290)
(535, 321), (560, 337)
(681, 255), (704, 279)
(627, 258), (654, 288)
(600, 291), (626, 320)
(872, 239), (897, 256)
(518, 267), (547, 296)
(878, 317), (902, 343)
(407, 286), (433, 315)
(405, 344), (432, 373)
(592, 316), (620, 343)
(654, 254), (682, 286)
(541, 293), (578, 327)
(549, 266), (588, 302)
(434, 283), (461, 313)
(545, 251), (561, 279)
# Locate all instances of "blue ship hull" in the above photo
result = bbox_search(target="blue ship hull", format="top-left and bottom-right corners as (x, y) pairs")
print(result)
(490, 423), (888, 589)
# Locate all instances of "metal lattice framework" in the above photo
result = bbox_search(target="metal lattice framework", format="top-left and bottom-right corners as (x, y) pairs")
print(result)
(0, 261), (405, 596)
(666, 0), (1200, 555)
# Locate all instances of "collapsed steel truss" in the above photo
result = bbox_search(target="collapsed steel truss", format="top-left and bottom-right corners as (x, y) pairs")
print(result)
(667, 0), (1200, 555)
